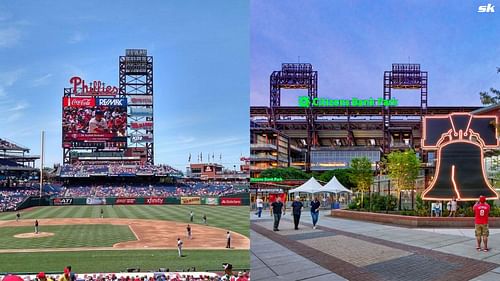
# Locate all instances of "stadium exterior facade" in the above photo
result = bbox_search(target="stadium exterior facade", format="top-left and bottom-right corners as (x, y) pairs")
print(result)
(250, 63), (496, 190)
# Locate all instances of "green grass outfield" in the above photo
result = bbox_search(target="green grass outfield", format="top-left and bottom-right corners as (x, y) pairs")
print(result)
(0, 225), (135, 249)
(0, 205), (249, 237)
(0, 205), (249, 273)
(0, 250), (249, 273)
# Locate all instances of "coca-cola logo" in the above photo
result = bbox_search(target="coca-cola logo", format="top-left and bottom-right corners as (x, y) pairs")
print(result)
(63, 97), (96, 108)
(70, 76), (118, 96)
(97, 98), (126, 107)
(72, 98), (92, 106)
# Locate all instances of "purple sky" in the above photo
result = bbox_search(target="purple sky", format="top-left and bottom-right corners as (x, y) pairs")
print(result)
(251, 0), (500, 107)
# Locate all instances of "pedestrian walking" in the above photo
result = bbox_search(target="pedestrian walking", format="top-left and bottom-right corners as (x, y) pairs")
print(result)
(310, 197), (321, 229)
(255, 197), (263, 218)
(271, 196), (285, 231)
(291, 196), (303, 230)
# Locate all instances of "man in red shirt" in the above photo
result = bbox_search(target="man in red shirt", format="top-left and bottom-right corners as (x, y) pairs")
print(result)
(473, 195), (491, 252)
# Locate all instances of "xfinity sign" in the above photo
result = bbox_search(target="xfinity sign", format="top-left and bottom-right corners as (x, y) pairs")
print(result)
(478, 3), (495, 13)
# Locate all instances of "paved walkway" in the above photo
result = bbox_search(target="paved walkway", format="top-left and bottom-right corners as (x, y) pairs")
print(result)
(250, 211), (500, 281)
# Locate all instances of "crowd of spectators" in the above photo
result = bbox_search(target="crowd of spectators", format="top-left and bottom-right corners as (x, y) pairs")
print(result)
(0, 188), (39, 211)
(62, 183), (247, 198)
(0, 138), (24, 150)
(60, 164), (181, 177)
(1, 270), (249, 281)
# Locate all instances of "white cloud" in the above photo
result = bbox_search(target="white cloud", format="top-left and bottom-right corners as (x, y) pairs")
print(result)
(68, 32), (86, 44)
(0, 27), (21, 47)
(32, 73), (53, 87)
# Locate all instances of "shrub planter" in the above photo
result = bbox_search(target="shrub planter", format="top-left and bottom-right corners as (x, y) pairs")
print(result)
(331, 209), (500, 227)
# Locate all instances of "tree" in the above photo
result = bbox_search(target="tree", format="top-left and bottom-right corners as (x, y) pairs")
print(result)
(349, 158), (373, 209)
(386, 150), (421, 210)
(479, 67), (500, 105)
(318, 168), (355, 189)
(259, 167), (310, 180)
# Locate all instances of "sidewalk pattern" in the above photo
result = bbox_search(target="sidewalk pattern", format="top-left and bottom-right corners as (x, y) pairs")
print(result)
(251, 217), (499, 281)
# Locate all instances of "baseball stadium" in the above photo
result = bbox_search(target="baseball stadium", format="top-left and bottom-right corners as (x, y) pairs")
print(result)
(0, 50), (250, 280)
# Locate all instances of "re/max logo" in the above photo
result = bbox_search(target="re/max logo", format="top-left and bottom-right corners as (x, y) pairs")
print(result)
(478, 3), (495, 13)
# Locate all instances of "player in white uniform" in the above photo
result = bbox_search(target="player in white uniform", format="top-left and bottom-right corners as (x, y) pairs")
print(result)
(88, 110), (108, 133)
(177, 237), (183, 257)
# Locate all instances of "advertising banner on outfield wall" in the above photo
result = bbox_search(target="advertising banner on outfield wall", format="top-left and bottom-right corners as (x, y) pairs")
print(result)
(146, 197), (165, 205)
(220, 197), (242, 206)
(181, 197), (201, 205)
(86, 197), (107, 205)
(53, 198), (73, 206)
(115, 198), (137, 205)
(202, 197), (219, 205)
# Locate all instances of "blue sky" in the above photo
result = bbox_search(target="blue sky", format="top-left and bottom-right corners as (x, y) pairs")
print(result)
(251, 0), (500, 106)
(0, 0), (249, 171)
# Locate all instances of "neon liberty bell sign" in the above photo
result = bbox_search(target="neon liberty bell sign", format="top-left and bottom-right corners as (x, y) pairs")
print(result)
(422, 113), (499, 201)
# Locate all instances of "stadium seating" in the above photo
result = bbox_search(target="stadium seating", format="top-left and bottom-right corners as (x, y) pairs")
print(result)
(59, 164), (182, 177)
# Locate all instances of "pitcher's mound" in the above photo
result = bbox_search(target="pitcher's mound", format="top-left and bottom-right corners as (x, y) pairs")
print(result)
(14, 232), (54, 238)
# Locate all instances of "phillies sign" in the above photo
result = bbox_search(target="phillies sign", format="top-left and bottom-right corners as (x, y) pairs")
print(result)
(70, 76), (118, 96)
(63, 97), (95, 107)
(96, 98), (127, 107)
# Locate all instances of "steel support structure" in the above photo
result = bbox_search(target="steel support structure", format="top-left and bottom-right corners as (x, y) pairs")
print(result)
(269, 63), (318, 171)
(119, 49), (154, 165)
(382, 64), (428, 153)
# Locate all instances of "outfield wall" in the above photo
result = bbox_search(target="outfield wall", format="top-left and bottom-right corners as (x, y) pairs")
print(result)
(49, 194), (249, 206)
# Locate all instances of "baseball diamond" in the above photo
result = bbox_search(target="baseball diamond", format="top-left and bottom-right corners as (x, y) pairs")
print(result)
(0, 205), (250, 273)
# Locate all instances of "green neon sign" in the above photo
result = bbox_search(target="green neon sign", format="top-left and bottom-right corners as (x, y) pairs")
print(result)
(250, 177), (284, 182)
(298, 96), (398, 107)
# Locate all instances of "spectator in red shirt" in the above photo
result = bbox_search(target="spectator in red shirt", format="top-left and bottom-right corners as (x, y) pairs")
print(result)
(473, 195), (491, 252)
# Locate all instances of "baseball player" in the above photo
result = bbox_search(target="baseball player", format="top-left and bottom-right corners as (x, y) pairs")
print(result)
(100, 208), (104, 219)
(88, 110), (108, 133)
(202, 214), (207, 225)
(177, 237), (183, 257)
(186, 224), (192, 240)
(16, 212), (20, 222)
(35, 220), (39, 234)
(226, 231), (231, 249)
(189, 211), (194, 222)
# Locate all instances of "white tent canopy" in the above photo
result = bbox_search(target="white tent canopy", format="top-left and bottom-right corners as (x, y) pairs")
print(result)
(321, 176), (353, 194)
(288, 177), (323, 194)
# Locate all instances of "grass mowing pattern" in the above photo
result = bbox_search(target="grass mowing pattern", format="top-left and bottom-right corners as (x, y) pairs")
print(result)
(0, 205), (249, 237)
(0, 225), (136, 249)
(0, 250), (249, 273)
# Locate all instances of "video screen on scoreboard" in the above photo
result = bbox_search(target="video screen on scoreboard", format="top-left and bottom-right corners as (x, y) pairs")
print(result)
(62, 97), (127, 146)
